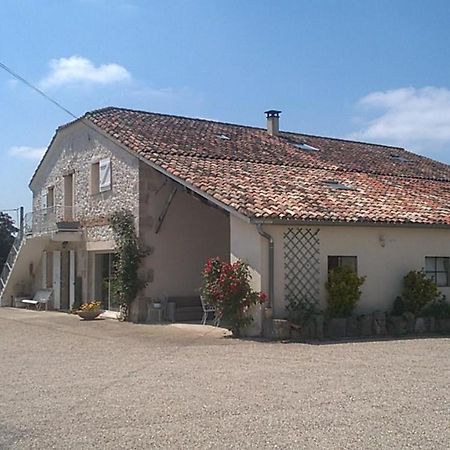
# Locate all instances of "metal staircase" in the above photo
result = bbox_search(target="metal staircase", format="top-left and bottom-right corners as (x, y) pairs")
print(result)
(0, 233), (24, 304)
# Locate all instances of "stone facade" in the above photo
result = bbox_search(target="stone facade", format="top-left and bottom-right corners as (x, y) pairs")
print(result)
(31, 122), (139, 243)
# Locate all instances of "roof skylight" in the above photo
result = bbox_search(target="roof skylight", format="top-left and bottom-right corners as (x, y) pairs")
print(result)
(293, 142), (320, 152)
(390, 153), (409, 163)
(323, 180), (354, 190)
(217, 134), (231, 141)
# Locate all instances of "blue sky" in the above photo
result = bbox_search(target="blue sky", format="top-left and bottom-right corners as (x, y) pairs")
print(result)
(2, 0), (450, 216)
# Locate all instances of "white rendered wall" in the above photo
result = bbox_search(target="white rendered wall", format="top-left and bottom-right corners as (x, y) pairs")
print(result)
(262, 224), (450, 316)
(230, 215), (268, 336)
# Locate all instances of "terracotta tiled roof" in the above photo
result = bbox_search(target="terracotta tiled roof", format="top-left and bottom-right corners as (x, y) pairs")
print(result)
(84, 107), (450, 225)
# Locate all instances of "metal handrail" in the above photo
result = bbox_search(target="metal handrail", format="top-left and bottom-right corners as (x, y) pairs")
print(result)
(24, 206), (77, 236)
(0, 233), (24, 294)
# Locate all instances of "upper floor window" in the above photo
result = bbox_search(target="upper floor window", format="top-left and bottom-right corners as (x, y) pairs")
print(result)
(47, 186), (55, 209)
(425, 257), (449, 287)
(91, 158), (112, 194)
(328, 255), (357, 273)
(41, 186), (55, 213)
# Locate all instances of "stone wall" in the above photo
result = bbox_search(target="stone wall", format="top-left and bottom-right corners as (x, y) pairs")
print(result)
(31, 122), (139, 243)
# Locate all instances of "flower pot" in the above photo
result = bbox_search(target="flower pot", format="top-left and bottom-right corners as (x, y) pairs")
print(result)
(387, 315), (406, 335)
(326, 318), (347, 338)
(436, 318), (450, 333)
(76, 310), (101, 320)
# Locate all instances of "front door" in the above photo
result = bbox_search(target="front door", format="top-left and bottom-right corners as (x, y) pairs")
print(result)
(59, 250), (76, 310)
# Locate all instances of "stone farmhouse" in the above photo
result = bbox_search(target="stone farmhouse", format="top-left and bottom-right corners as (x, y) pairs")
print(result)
(2, 107), (450, 335)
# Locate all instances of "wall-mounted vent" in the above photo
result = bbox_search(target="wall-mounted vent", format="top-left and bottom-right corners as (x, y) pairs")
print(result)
(293, 142), (320, 152)
(323, 180), (354, 190)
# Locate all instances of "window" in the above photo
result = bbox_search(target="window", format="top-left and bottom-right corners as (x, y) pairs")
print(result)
(328, 256), (357, 273)
(293, 142), (320, 152)
(47, 186), (55, 210)
(63, 174), (74, 221)
(41, 190), (47, 211)
(425, 257), (449, 287)
(323, 180), (354, 190)
(41, 186), (55, 213)
(91, 158), (111, 194)
(91, 162), (99, 194)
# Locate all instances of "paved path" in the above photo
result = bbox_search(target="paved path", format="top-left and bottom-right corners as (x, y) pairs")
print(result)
(0, 308), (449, 449)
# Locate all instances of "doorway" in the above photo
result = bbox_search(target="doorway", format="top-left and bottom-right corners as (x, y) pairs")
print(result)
(94, 253), (119, 311)
(58, 250), (76, 310)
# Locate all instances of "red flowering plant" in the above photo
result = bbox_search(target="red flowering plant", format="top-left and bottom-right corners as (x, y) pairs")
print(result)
(200, 257), (267, 336)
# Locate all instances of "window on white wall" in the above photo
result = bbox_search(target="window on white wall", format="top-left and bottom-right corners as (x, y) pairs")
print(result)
(425, 257), (449, 287)
(328, 256), (357, 273)
(91, 158), (112, 194)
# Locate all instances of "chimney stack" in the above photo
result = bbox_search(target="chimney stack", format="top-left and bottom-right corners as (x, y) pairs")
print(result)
(265, 110), (281, 136)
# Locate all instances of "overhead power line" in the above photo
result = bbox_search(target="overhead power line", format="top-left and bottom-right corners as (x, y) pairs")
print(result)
(0, 61), (114, 151)
(0, 61), (78, 120)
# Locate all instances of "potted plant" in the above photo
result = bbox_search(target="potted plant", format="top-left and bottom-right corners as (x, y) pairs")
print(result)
(325, 266), (366, 338)
(75, 301), (103, 320)
(286, 297), (323, 340)
(402, 270), (442, 332)
(420, 296), (450, 333)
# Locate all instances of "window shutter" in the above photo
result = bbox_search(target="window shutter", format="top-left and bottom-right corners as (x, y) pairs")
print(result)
(99, 158), (111, 192)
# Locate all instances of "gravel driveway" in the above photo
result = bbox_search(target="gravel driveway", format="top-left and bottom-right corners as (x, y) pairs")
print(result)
(0, 308), (449, 449)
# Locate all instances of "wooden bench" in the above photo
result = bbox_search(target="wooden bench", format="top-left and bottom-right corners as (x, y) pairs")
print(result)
(21, 289), (53, 311)
(168, 296), (203, 322)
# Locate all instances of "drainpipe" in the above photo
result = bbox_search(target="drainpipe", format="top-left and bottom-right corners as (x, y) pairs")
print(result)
(256, 224), (274, 310)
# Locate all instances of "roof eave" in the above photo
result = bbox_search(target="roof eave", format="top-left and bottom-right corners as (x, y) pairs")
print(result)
(250, 218), (450, 228)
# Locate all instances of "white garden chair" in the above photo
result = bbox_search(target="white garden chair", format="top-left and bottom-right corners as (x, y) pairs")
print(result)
(200, 295), (220, 326)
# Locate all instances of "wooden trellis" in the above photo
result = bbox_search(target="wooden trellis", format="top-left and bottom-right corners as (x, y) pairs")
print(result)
(284, 228), (320, 306)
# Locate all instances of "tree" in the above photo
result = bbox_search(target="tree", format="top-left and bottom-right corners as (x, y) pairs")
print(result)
(0, 212), (18, 273)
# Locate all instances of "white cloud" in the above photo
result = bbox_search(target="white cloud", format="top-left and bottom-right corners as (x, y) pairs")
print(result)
(349, 86), (450, 153)
(39, 55), (131, 89)
(9, 146), (46, 160)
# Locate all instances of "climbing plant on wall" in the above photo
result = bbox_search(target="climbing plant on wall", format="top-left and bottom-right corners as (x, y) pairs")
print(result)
(109, 210), (149, 321)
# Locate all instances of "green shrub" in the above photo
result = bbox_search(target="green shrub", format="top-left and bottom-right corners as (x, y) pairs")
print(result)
(325, 267), (366, 318)
(420, 297), (450, 318)
(391, 296), (407, 316)
(402, 270), (441, 315)
(200, 258), (266, 337)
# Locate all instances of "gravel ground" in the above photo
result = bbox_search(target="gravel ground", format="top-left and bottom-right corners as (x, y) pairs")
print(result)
(0, 308), (449, 450)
